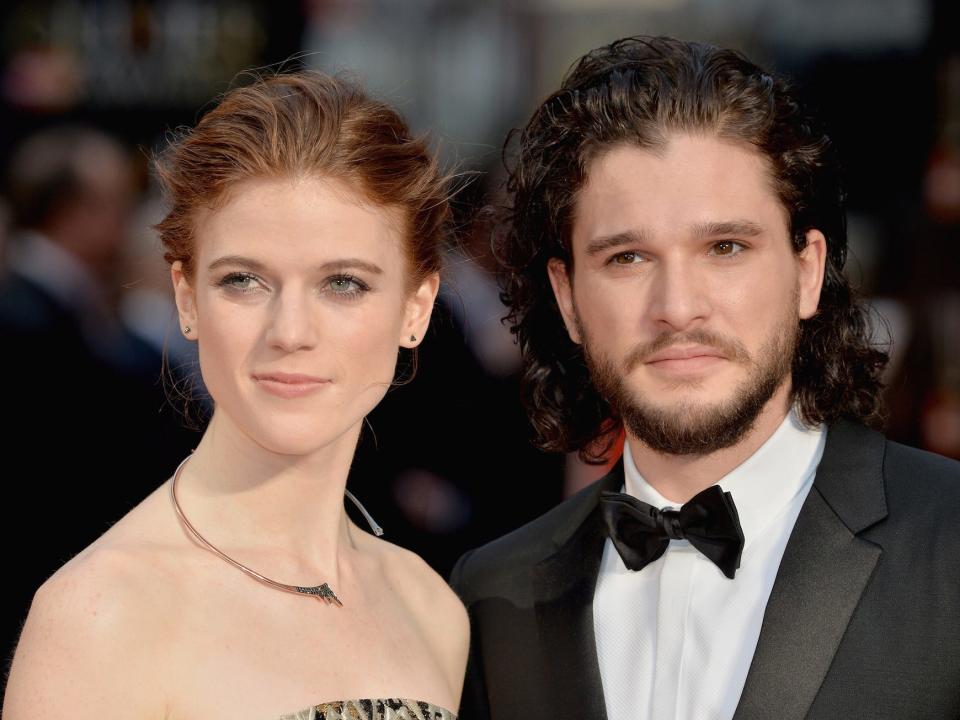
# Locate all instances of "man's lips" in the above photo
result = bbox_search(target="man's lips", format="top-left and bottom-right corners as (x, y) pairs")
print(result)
(644, 345), (727, 364)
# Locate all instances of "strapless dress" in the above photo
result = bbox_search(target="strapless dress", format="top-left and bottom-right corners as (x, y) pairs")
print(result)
(278, 698), (456, 719)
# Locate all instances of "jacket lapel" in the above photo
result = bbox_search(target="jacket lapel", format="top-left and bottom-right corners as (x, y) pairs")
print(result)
(530, 463), (623, 720)
(733, 422), (888, 720)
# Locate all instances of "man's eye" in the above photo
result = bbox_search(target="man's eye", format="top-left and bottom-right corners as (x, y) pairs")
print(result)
(612, 251), (642, 265)
(710, 241), (744, 257)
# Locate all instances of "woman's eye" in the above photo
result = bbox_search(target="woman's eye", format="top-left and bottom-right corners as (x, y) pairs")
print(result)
(326, 275), (369, 297)
(218, 272), (261, 292)
(611, 251), (642, 265)
(710, 241), (744, 257)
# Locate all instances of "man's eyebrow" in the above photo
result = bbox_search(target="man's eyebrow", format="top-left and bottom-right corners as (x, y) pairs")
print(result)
(692, 220), (765, 238)
(583, 221), (764, 256)
(585, 229), (650, 256)
(207, 255), (384, 275)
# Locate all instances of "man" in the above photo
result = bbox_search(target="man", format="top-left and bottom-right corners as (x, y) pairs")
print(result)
(451, 36), (960, 720)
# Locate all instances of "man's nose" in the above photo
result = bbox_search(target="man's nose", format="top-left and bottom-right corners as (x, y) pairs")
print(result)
(645, 259), (710, 331)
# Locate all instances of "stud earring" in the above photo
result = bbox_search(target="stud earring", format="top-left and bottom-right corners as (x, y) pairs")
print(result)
(409, 334), (416, 342)
(183, 326), (191, 335)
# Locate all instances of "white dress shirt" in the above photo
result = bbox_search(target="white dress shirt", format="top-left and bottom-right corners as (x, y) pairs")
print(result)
(593, 409), (826, 720)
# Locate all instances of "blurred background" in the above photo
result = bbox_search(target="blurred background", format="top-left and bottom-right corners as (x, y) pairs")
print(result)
(1, 0), (958, 663)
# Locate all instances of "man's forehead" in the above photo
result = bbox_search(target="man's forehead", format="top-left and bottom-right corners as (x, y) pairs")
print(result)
(571, 136), (790, 245)
(580, 135), (775, 193)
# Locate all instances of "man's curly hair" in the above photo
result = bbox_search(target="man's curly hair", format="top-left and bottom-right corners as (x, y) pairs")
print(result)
(494, 36), (889, 463)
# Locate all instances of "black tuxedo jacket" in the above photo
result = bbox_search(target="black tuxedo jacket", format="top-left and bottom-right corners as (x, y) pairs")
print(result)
(450, 422), (960, 719)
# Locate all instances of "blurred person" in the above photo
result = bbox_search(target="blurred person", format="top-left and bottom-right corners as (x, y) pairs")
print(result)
(0, 126), (198, 663)
(1, 127), (140, 366)
(3, 72), (467, 719)
(451, 36), (960, 720)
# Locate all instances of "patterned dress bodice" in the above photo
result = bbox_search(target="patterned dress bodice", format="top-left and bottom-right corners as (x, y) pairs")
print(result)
(279, 698), (456, 720)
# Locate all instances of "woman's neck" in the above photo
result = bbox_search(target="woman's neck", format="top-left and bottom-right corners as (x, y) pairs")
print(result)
(171, 410), (365, 578)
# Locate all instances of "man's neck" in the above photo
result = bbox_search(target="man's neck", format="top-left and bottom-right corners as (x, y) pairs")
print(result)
(625, 385), (793, 504)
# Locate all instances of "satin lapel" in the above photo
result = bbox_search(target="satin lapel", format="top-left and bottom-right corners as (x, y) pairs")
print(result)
(733, 487), (881, 720)
(734, 421), (888, 720)
(530, 466), (623, 720)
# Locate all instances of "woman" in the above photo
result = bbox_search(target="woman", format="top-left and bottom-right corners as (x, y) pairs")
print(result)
(4, 72), (468, 719)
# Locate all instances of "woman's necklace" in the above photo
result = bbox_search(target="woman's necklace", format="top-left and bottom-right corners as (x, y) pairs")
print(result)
(170, 453), (383, 608)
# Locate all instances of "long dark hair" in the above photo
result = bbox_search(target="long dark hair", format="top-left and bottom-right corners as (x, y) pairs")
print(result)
(495, 36), (889, 463)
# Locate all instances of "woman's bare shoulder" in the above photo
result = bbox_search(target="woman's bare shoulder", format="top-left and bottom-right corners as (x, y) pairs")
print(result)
(367, 535), (469, 693)
(3, 484), (186, 719)
(365, 533), (459, 604)
(30, 479), (186, 621)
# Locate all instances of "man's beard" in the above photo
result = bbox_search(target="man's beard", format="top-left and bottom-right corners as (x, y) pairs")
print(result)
(579, 313), (798, 457)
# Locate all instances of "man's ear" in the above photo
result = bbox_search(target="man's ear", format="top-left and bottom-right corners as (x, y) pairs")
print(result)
(547, 258), (581, 344)
(797, 229), (827, 320)
(171, 260), (198, 339)
(400, 271), (440, 347)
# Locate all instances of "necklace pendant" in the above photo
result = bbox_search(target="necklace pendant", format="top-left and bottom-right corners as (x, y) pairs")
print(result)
(295, 583), (343, 607)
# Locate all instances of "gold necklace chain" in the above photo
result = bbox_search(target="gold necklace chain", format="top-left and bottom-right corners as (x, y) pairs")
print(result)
(170, 453), (384, 607)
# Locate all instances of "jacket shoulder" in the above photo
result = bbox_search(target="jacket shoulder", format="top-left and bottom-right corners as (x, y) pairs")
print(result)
(0, 272), (69, 331)
(450, 473), (614, 603)
(884, 437), (960, 477)
(882, 437), (960, 506)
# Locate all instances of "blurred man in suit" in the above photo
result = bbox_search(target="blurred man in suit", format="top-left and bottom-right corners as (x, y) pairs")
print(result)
(0, 126), (197, 664)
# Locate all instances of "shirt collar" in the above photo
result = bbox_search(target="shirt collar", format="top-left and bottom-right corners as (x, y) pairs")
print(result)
(622, 407), (827, 550)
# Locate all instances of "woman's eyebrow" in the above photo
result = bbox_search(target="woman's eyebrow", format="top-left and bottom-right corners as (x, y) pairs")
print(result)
(207, 255), (384, 275)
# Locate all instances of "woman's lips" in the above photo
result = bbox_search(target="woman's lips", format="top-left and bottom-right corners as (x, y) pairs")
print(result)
(253, 373), (330, 398)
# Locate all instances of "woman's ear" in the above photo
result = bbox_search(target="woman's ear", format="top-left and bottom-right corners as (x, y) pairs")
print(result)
(171, 261), (198, 339)
(400, 271), (440, 347)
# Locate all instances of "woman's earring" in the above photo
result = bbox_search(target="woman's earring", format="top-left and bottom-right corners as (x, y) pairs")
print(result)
(409, 334), (416, 342)
(184, 326), (192, 335)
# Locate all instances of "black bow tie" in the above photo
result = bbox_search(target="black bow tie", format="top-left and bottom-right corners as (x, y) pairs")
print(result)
(599, 485), (745, 579)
